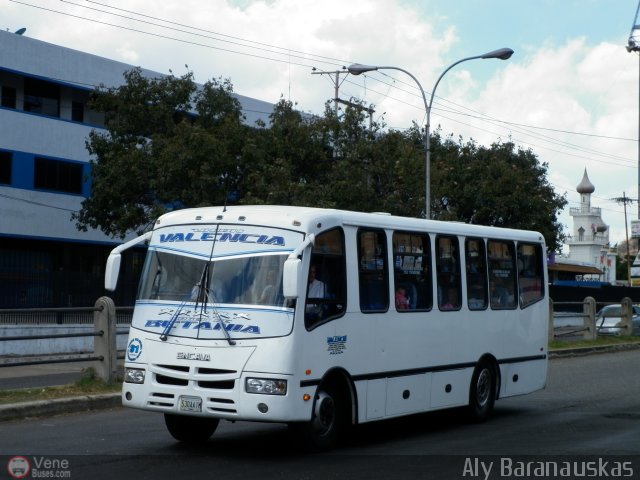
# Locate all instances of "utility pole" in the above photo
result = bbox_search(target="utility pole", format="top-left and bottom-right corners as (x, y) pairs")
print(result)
(311, 69), (346, 117)
(612, 192), (635, 284)
(311, 68), (375, 127)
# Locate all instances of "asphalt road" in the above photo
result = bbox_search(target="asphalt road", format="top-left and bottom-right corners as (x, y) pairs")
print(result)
(2, 350), (640, 479)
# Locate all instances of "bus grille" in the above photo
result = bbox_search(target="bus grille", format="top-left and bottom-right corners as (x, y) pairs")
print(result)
(151, 364), (238, 391)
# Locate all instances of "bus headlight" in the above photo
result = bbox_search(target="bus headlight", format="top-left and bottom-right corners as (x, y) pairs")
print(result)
(124, 368), (146, 384)
(245, 378), (287, 395)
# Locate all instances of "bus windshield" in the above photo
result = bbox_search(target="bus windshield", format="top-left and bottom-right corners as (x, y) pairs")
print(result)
(138, 250), (288, 307)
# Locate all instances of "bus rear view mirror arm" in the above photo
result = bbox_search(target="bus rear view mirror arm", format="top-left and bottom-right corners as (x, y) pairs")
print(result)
(104, 231), (153, 291)
(283, 234), (315, 299)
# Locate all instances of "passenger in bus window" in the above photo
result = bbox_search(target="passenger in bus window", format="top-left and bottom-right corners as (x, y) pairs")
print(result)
(395, 287), (409, 310)
(468, 285), (486, 309)
(307, 265), (326, 299)
(257, 269), (277, 305)
(490, 280), (510, 308)
(440, 288), (458, 310)
(306, 264), (327, 319)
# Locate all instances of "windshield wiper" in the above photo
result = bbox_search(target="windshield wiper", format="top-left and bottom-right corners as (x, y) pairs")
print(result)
(160, 299), (188, 341)
(151, 253), (164, 299)
(159, 263), (209, 342)
(203, 288), (236, 346)
(194, 263), (236, 346)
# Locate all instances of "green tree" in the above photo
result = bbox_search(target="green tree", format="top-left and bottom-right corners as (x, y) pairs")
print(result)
(74, 68), (251, 237)
(242, 98), (331, 206)
(74, 68), (566, 251)
(428, 134), (567, 251)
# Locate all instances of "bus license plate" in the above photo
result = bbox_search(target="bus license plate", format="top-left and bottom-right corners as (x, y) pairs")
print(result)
(178, 396), (202, 413)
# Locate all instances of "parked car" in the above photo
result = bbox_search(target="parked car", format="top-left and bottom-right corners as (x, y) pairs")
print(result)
(596, 304), (640, 336)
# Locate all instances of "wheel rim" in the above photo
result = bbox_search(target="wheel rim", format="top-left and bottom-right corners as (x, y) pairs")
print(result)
(476, 368), (491, 408)
(313, 391), (335, 435)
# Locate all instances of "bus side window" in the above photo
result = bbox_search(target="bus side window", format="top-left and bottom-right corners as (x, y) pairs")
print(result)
(465, 237), (488, 310)
(436, 235), (461, 311)
(392, 231), (432, 311)
(304, 228), (347, 330)
(488, 240), (517, 309)
(358, 228), (389, 313)
(517, 242), (544, 307)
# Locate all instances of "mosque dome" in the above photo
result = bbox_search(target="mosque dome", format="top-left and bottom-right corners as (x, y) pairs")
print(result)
(576, 169), (595, 194)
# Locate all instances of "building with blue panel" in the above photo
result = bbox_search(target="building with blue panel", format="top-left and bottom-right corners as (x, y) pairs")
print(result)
(0, 30), (274, 307)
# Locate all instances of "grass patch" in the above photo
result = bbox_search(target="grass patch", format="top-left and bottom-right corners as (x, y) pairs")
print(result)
(0, 368), (121, 405)
(549, 335), (640, 350)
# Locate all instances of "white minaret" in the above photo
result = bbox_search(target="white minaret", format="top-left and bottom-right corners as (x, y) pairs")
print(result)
(566, 169), (616, 283)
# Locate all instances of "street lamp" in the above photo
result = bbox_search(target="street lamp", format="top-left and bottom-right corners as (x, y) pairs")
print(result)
(348, 47), (514, 219)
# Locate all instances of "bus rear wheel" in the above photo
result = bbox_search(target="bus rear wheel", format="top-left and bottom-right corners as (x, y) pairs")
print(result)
(164, 413), (219, 443)
(467, 361), (497, 422)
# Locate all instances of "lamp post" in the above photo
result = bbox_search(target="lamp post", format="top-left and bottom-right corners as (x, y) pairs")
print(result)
(348, 47), (514, 219)
(627, 12), (640, 220)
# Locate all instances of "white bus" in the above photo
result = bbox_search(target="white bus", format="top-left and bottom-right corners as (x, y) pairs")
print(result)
(106, 205), (548, 449)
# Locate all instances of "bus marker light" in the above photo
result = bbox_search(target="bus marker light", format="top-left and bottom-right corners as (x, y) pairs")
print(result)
(305, 369), (311, 375)
(303, 394), (311, 401)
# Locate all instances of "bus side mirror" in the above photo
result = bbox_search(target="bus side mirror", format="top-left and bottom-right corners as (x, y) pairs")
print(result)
(283, 257), (301, 299)
(105, 253), (121, 291)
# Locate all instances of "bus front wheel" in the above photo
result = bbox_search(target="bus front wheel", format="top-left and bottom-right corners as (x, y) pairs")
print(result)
(164, 413), (219, 443)
(293, 383), (347, 451)
(467, 361), (497, 422)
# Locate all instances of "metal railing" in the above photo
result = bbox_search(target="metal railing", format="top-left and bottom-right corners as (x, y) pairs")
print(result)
(550, 296), (634, 341)
(0, 295), (635, 383)
(0, 297), (132, 382)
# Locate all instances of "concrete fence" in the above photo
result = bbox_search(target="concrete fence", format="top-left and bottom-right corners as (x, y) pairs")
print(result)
(550, 296), (635, 342)
(0, 296), (636, 384)
(0, 297), (132, 383)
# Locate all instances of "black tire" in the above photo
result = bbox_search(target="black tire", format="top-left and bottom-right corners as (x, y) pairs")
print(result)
(467, 360), (497, 422)
(164, 413), (219, 443)
(293, 383), (348, 451)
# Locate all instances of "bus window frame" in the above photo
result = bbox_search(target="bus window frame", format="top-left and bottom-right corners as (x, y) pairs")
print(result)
(357, 227), (389, 314)
(436, 235), (462, 311)
(304, 227), (348, 331)
(487, 239), (518, 310)
(517, 241), (545, 309)
(392, 230), (432, 312)
(465, 237), (489, 311)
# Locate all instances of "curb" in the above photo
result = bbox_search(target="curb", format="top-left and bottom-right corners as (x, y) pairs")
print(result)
(549, 342), (640, 358)
(0, 392), (121, 422)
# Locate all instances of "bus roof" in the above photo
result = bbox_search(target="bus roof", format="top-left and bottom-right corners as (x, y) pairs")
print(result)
(153, 205), (546, 244)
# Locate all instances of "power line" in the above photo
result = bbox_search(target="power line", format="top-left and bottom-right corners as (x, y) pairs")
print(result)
(342, 76), (637, 169)
(10, 0), (637, 170)
(349, 71), (636, 142)
(82, 0), (349, 65)
(9, 0), (329, 69)
(0, 192), (78, 212)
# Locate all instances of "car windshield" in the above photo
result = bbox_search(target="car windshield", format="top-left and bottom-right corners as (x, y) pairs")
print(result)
(137, 250), (287, 307)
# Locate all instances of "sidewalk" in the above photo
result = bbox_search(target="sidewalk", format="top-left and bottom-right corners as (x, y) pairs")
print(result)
(2, 343), (640, 422)
(0, 358), (122, 422)
(0, 359), (97, 390)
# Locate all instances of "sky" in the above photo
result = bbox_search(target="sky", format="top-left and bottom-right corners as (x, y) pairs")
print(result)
(3, 0), (640, 252)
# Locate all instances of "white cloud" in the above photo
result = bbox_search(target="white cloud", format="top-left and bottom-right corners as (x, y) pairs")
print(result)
(3, 0), (638, 247)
